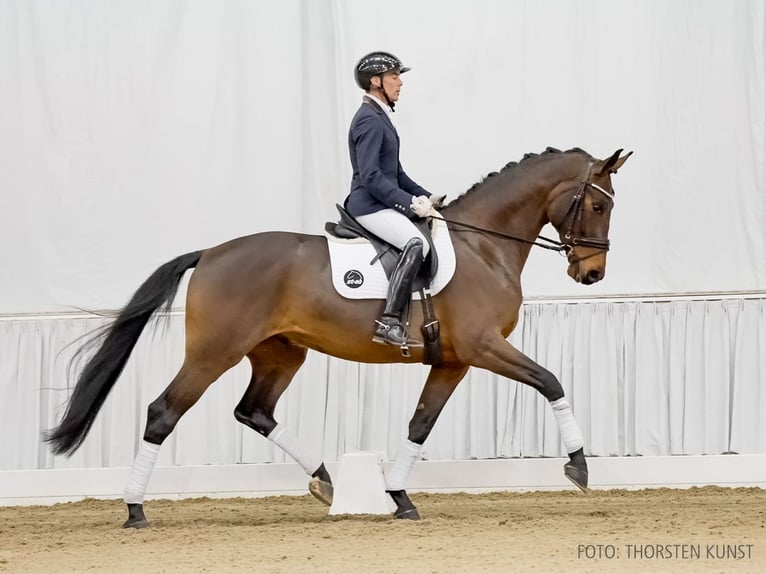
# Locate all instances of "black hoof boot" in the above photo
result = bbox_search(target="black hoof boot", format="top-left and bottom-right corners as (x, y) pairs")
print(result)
(123, 503), (149, 529)
(564, 447), (589, 492)
(387, 489), (420, 520)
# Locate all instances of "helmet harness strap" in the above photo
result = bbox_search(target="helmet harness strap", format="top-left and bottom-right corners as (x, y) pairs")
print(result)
(371, 75), (396, 111)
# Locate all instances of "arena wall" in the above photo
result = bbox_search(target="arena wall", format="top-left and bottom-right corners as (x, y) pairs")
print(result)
(1, 1), (764, 500)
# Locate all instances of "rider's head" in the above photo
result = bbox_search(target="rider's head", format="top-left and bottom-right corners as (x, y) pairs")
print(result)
(354, 51), (410, 109)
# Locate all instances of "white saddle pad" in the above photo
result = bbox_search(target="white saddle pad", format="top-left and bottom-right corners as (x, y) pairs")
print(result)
(325, 218), (456, 300)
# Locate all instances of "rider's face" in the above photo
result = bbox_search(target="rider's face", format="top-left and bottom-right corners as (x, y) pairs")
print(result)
(374, 70), (402, 102)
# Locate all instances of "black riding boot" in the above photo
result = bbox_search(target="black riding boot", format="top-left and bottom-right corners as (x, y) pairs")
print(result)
(373, 238), (424, 346)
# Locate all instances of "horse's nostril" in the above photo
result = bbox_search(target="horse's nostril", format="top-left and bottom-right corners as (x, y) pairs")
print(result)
(587, 269), (602, 283)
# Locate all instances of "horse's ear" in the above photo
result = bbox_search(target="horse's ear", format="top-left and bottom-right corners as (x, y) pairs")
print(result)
(595, 149), (633, 175)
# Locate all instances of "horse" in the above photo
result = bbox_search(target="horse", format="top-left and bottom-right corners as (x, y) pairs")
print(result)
(46, 146), (632, 527)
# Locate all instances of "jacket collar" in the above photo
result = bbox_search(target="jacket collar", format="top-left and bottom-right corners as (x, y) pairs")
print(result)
(363, 95), (397, 134)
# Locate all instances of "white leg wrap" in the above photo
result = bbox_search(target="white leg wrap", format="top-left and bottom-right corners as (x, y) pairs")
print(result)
(550, 398), (584, 453)
(385, 439), (422, 491)
(124, 440), (160, 505)
(267, 423), (322, 475)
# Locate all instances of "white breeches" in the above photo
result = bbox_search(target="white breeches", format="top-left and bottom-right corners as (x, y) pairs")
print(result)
(356, 209), (430, 258)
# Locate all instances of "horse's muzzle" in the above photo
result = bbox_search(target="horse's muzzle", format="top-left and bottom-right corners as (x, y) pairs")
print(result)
(581, 268), (604, 285)
(567, 261), (605, 285)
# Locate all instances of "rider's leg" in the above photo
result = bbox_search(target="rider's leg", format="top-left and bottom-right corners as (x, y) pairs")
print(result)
(372, 238), (424, 345)
(356, 209), (429, 346)
(355, 209), (430, 259)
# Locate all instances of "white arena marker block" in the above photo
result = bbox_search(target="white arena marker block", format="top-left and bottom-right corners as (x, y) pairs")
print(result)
(329, 451), (396, 516)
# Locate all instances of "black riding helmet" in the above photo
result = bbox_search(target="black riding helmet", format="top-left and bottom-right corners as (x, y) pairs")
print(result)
(354, 51), (411, 90)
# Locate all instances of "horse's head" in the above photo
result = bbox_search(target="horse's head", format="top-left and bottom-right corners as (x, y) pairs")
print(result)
(547, 149), (632, 285)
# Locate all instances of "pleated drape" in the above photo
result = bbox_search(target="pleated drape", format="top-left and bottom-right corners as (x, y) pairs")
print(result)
(3, 298), (764, 471)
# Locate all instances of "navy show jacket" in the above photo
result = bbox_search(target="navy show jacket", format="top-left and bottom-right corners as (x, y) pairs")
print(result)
(344, 97), (429, 218)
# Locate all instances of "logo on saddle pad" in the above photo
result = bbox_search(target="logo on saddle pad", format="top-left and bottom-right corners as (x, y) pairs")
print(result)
(325, 218), (457, 301)
(343, 270), (364, 288)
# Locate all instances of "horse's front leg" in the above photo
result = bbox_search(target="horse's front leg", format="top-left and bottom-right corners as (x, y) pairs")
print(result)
(386, 364), (469, 519)
(471, 334), (588, 491)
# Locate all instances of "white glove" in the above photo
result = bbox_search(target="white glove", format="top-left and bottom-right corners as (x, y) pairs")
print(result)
(410, 195), (433, 218)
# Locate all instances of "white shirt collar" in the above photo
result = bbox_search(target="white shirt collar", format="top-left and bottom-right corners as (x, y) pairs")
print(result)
(365, 93), (395, 125)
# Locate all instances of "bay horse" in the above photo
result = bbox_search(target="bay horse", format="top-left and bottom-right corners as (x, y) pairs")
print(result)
(47, 146), (632, 527)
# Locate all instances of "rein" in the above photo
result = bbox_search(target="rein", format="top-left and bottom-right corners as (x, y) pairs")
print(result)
(432, 214), (569, 253)
(560, 169), (614, 251)
(433, 164), (614, 257)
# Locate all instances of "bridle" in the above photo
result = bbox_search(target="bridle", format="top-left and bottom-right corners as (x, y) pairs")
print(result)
(433, 161), (614, 257)
(559, 162), (614, 252)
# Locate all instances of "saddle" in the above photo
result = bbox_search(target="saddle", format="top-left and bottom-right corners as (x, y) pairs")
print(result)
(324, 205), (439, 292)
(324, 204), (442, 365)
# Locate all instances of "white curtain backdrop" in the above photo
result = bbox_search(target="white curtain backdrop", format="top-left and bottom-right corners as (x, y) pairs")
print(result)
(2, 297), (765, 471)
(1, 0), (764, 314)
(1, 1), (765, 472)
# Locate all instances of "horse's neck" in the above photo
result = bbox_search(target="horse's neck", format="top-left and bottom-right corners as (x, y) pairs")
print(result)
(446, 172), (551, 241)
(443, 158), (585, 284)
(447, 156), (588, 238)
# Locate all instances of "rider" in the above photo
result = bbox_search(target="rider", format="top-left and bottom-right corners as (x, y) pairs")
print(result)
(345, 51), (441, 347)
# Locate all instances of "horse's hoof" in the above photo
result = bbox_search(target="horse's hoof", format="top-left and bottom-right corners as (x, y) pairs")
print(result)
(393, 507), (421, 520)
(564, 448), (589, 492)
(122, 517), (149, 529)
(387, 489), (421, 520)
(308, 477), (334, 506)
(564, 463), (589, 492)
(122, 503), (149, 528)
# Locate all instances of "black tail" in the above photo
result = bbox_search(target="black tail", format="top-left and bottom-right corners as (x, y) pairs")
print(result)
(45, 250), (204, 456)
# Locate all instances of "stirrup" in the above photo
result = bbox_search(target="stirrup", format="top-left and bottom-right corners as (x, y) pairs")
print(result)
(399, 337), (422, 358)
(372, 319), (402, 345)
(372, 319), (423, 350)
(398, 336), (425, 357)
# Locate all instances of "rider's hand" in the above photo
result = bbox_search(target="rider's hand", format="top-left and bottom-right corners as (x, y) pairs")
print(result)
(411, 195), (433, 218)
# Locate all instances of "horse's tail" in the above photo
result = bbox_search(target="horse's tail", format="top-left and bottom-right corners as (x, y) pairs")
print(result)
(46, 250), (204, 456)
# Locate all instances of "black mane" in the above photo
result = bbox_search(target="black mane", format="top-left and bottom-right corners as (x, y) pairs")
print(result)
(446, 147), (591, 207)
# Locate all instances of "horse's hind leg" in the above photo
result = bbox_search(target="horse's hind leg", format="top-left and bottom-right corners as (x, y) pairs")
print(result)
(123, 359), (235, 528)
(233, 336), (333, 506)
(386, 364), (469, 519)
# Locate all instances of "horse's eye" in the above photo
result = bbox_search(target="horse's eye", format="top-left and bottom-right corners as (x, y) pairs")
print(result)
(593, 203), (604, 214)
